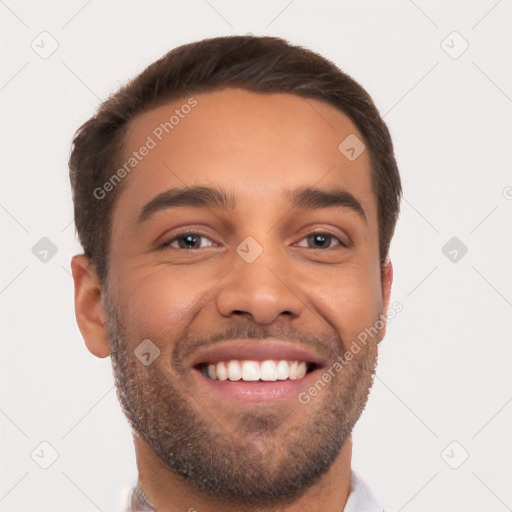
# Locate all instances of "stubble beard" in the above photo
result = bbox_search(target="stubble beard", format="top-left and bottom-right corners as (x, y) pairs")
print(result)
(105, 299), (378, 507)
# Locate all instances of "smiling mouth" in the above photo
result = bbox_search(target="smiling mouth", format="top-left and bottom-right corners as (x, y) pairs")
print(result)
(194, 359), (319, 382)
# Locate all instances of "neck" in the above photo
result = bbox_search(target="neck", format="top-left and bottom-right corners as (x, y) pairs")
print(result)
(133, 433), (353, 512)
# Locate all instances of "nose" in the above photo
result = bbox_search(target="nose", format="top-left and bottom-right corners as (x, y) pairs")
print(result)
(215, 243), (307, 325)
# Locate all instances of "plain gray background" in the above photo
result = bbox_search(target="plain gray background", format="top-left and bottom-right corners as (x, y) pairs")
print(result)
(1, 1), (511, 511)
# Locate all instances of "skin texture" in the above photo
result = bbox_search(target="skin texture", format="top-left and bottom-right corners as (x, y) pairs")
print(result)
(71, 88), (393, 512)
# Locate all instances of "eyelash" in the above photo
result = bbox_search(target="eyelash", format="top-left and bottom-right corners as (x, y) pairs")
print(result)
(159, 230), (348, 251)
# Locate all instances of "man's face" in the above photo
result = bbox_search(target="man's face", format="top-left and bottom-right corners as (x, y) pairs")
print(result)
(104, 88), (389, 505)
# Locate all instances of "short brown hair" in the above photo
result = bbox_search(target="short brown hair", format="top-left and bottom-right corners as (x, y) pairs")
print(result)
(69, 35), (401, 285)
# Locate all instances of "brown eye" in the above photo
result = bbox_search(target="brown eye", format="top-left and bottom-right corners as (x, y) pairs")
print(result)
(295, 232), (346, 250)
(160, 232), (215, 250)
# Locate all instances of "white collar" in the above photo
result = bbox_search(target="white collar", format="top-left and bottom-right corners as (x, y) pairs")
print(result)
(344, 471), (384, 512)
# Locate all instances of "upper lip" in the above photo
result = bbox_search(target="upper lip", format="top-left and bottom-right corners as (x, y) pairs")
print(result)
(189, 338), (327, 368)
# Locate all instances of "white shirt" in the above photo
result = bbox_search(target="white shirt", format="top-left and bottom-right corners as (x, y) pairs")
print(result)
(344, 471), (384, 512)
(127, 470), (384, 511)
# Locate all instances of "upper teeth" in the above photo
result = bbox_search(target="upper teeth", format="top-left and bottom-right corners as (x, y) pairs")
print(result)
(205, 360), (307, 381)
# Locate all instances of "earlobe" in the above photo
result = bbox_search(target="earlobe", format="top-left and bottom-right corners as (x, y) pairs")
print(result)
(70, 255), (111, 358)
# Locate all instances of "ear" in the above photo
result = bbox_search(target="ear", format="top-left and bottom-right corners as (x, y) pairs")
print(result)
(70, 254), (110, 358)
(377, 259), (393, 343)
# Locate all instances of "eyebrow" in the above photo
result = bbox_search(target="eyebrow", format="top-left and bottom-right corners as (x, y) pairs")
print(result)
(137, 186), (235, 223)
(285, 186), (367, 222)
(137, 185), (367, 224)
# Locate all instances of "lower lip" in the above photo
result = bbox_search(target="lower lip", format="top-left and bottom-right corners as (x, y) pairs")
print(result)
(193, 368), (322, 403)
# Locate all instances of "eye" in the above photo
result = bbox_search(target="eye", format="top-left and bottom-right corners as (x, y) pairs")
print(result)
(295, 231), (347, 250)
(159, 231), (216, 251)
(158, 230), (347, 252)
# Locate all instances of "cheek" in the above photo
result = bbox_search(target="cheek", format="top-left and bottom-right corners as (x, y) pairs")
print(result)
(114, 268), (207, 347)
(308, 264), (383, 350)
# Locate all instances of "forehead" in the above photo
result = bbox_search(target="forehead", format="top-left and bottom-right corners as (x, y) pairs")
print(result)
(113, 88), (376, 227)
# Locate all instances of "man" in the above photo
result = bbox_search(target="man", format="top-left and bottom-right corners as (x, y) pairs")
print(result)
(69, 35), (401, 511)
